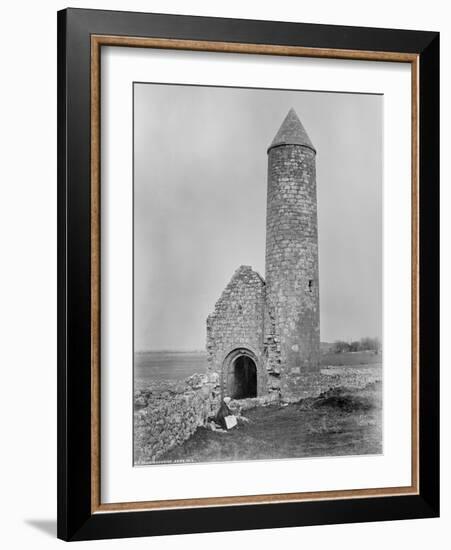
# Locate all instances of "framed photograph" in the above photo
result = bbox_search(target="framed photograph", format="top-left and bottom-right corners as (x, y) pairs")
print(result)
(57, 8), (439, 541)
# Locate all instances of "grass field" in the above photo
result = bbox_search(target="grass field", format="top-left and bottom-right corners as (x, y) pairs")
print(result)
(135, 349), (381, 387)
(159, 382), (382, 463)
(134, 351), (208, 388)
(320, 350), (381, 367)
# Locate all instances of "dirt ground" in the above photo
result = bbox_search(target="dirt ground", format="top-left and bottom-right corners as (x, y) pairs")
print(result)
(158, 382), (382, 464)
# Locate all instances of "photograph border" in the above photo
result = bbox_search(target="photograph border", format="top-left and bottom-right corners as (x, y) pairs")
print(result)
(58, 8), (439, 541)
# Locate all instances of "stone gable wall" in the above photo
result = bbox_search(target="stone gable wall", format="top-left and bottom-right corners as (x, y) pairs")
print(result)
(206, 265), (266, 395)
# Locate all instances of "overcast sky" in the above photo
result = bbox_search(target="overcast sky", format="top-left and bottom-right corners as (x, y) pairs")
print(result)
(134, 83), (382, 351)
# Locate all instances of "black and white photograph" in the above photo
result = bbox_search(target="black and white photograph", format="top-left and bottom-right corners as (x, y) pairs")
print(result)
(1, 0), (443, 545)
(133, 83), (383, 466)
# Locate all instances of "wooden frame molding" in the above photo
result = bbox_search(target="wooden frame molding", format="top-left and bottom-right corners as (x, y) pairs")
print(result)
(90, 34), (420, 515)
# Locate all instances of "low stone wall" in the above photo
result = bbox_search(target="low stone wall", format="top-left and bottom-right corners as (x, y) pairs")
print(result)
(134, 372), (221, 464)
(229, 365), (382, 411)
(293, 365), (382, 401)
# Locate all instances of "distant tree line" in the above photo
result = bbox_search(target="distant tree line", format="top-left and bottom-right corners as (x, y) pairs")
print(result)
(332, 337), (381, 354)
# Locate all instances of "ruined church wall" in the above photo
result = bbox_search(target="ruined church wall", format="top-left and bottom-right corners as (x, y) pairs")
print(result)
(206, 266), (266, 395)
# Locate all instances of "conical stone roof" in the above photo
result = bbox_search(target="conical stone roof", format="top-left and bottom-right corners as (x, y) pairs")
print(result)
(268, 108), (316, 153)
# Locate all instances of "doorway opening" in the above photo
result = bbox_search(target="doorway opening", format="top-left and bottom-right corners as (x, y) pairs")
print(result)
(228, 355), (257, 399)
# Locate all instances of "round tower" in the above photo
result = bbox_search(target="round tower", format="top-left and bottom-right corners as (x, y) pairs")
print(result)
(265, 108), (320, 396)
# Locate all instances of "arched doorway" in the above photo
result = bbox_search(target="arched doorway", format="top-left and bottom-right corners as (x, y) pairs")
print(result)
(228, 354), (257, 399)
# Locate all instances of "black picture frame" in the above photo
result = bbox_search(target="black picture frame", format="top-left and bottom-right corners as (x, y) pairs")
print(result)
(57, 7), (439, 541)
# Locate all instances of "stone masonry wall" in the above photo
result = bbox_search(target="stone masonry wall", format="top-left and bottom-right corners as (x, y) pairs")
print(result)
(134, 372), (220, 464)
(283, 365), (382, 403)
(229, 365), (382, 411)
(206, 265), (266, 395)
(265, 144), (320, 397)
